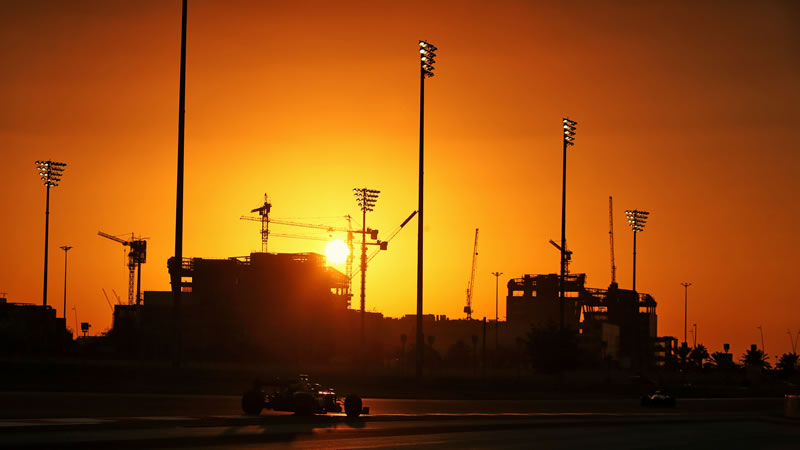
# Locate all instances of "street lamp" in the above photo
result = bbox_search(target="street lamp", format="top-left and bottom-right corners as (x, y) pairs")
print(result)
(681, 282), (691, 347)
(491, 271), (503, 355)
(354, 187), (379, 348)
(417, 39), (437, 377)
(60, 246), (73, 321)
(559, 118), (577, 330)
(36, 160), (66, 308)
(624, 209), (649, 292)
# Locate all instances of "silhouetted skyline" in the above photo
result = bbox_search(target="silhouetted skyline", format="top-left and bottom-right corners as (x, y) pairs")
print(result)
(0, 0), (798, 356)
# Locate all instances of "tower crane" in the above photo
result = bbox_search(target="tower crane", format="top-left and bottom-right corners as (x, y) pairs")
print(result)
(268, 210), (416, 311)
(240, 194), (272, 253)
(97, 232), (147, 305)
(548, 239), (572, 274)
(609, 196), (617, 287)
(464, 228), (479, 320)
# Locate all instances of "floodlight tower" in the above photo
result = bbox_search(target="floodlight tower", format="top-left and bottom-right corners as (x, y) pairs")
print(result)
(354, 187), (379, 347)
(559, 118), (577, 330)
(36, 160), (66, 308)
(625, 209), (649, 292)
(417, 39), (437, 377)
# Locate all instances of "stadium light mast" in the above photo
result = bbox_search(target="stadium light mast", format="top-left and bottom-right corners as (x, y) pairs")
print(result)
(559, 118), (576, 331)
(417, 39), (436, 377)
(354, 187), (379, 348)
(625, 209), (649, 293)
(36, 160), (66, 308)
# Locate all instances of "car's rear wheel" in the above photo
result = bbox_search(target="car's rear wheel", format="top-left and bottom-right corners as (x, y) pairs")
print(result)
(241, 390), (264, 415)
(344, 394), (362, 417)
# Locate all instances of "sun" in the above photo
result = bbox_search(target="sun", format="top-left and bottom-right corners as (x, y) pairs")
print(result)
(325, 239), (350, 264)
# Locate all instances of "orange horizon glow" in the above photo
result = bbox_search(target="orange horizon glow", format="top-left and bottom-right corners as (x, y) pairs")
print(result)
(1, 0), (798, 359)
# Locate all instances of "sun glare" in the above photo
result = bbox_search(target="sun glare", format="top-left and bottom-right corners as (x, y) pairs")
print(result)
(325, 239), (349, 264)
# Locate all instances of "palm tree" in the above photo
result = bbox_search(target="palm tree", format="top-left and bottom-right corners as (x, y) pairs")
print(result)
(709, 351), (737, 369)
(777, 353), (798, 374)
(741, 345), (771, 369)
(689, 344), (709, 368)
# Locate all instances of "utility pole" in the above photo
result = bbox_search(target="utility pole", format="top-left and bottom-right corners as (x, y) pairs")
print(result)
(417, 40), (437, 377)
(491, 271), (503, 354)
(757, 325), (765, 353)
(60, 246), (72, 320)
(681, 282), (691, 347)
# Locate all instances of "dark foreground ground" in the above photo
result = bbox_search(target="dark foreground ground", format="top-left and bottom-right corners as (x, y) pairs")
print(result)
(0, 358), (797, 448)
(0, 392), (797, 449)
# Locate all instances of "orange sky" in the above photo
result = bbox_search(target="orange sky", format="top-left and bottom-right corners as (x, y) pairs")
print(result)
(1, 0), (798, 358)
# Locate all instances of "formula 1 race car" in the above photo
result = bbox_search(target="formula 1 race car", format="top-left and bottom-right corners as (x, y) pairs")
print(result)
(640, 390), (676, 408)
(241, 374), (369, 417)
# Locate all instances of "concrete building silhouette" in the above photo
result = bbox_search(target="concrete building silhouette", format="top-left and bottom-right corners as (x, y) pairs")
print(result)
(0, 296), (72, 354)
(505, 273), (663, 368)
(110, 253), (671, 369)
(113, 252), (359, 362)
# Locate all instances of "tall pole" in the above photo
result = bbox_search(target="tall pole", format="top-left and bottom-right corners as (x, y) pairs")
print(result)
(136, 261), (142, 305)
(626, 209), (649, 294)
(36, 160), (66, 308)
(172, 0), (188, 367)
(681, 282), (691, 346)
(353, 187), (379, 359)
(360, 207), (367, 346)
(492, 271), (502, 354)
(559, 119), (577, 331)
(417, 40), (436, 377)
(60, 246), (72, 320)
(559, 134), (567, 331)
(632, 230), (637, 292)
(757, 325), (765, 353)
(43, 184), (51, 307)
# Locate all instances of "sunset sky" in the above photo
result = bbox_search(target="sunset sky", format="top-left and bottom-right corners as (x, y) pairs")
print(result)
(1, 0), (798, 357)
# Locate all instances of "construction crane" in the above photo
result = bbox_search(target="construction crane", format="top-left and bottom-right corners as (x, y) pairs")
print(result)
(268, 216), (361, 285)
(609, 195), (617, 287)
(464, 228), (479, 320)
(240, 194), (272, 253)
(548, 239), (572, 274)
(97, 231), (147, 305)
(365, 210), (417, 265)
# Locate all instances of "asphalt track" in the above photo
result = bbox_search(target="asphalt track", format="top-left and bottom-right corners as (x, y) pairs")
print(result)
(0, 392), (797, 449)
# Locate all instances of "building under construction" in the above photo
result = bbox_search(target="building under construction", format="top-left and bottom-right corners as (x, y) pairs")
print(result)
(109, 243), (671, 368)
(505, 273), (662, 368)
(113, 252), (362, 362)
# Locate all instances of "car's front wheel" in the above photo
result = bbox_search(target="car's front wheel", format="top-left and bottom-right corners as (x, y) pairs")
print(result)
(241, 390), (264, 415)
(344, 394), (362, 417)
